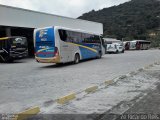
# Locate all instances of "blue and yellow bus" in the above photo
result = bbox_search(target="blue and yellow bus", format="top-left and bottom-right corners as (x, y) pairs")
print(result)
(34, 26), (105, 64)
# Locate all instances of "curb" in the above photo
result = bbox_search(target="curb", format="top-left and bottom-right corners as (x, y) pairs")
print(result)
(13, 106), (40, 120)
(56, 93), (76, 104)
(85, 85), (98, 93)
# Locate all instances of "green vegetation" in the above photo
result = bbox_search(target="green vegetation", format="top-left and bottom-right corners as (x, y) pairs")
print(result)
(78, 0), (160, 47)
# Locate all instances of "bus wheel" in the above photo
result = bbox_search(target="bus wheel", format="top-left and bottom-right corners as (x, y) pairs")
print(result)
(74, 54), (80, 64)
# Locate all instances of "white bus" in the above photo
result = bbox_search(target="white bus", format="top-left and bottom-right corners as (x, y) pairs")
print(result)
(34, 26), (105, 64)
(130, 40), (151, 50)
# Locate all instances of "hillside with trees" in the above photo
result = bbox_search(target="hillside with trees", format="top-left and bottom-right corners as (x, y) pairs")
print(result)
(78, 0), (160, 47)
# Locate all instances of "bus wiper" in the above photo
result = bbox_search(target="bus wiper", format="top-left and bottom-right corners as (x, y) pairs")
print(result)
(2, 48), (8, 54)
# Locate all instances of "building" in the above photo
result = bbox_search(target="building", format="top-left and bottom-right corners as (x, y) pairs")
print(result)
(0, 4), (103, 56)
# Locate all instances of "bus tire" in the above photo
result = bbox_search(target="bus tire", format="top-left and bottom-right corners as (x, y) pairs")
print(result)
(74, 53), (80, 64)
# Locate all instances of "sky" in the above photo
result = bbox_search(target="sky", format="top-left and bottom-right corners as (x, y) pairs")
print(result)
(0, 0), (130, 18)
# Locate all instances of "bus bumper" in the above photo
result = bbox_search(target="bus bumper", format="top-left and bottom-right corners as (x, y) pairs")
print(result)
(10, 51), (28, 59)
(35, 56), (60, 63)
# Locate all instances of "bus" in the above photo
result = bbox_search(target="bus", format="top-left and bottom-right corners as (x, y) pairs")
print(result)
(124, 40), (151, 50)
(0, 36), (28, 62)
(130, 40), (151, 50)
(34, 26), (105, 64)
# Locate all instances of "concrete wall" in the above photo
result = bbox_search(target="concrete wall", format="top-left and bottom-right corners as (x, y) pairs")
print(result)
(0, 5), (103, 35)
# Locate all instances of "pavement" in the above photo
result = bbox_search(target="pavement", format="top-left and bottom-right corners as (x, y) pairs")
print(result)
(0, 49), (160, 117)
(26, 59), (160, 120)
(99, 64), (160, 120)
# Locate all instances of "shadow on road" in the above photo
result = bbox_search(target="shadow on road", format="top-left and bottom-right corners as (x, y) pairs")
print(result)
(39, 57), (107, 69)
(0, 61), (26, 64)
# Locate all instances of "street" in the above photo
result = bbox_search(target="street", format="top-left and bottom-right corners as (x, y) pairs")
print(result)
(0, 50), (160, 114)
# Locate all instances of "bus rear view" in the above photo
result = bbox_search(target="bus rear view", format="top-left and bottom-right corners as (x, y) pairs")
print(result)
(34, 26), (104, 64)
(34, 27), (60, 63)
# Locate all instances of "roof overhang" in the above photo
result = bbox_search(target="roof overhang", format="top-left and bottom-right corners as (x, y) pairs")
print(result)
(0, 4), (103, 34)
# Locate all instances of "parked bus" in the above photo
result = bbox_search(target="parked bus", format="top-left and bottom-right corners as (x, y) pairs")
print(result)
(0, 36), (28, 62)
(124, 40), (151, 50)
(130, 40), (151, 50)
(34, 26), (105, 64)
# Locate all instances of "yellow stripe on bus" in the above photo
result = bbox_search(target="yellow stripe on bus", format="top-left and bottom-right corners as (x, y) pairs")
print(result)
(67, 42), (98, 53)
(0, 37), (9, 41)
(37, 48), (47, 53)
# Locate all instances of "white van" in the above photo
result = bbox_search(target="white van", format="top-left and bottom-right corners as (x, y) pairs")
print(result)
(106, 43), (124, 53)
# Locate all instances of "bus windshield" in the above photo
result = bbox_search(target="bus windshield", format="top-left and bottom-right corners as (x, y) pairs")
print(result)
(11, 37), (27, 47)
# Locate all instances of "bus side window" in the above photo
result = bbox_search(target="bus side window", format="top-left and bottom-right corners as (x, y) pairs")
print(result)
(67, 31), (82, 43)
(66, 31), (74, 43)
(82, 33), (92, 43)
(58, 29), (67, 41)
(93, 35), (101, 43)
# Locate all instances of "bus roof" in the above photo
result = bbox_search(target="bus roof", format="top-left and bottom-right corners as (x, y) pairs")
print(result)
(132, 40), (151, 43)
(35, 26), (102, 36)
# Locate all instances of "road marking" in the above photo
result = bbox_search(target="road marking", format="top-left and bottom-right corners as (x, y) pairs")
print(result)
(13, 106), (40, 120)
(85, 86), (98, 93)
(57, 93), (76, 104)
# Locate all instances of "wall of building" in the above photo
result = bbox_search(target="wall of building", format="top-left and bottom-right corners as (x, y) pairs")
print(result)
(0, 5), (103, 35)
